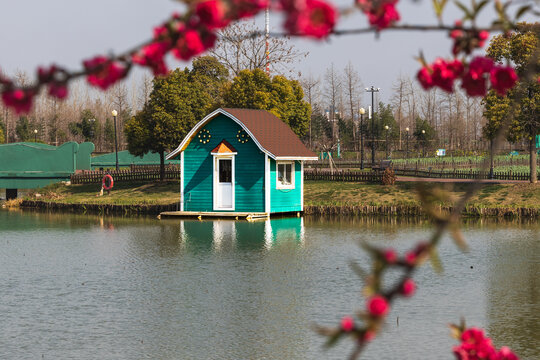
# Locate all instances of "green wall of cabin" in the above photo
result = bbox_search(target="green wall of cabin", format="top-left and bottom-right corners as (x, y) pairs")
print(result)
(270, 160), (302, 213)
(183, 114), (265, 212)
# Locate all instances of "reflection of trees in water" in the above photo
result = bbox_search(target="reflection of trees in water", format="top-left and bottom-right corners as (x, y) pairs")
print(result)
(486, 231), (539, 360)
(304, 215), (539, 234)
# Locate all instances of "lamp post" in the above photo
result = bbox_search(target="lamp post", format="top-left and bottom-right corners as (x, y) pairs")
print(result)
(33, 129), (37, 142)
(111, 109), (119, 171)
(405, 127), (410, 160)
(359, 107), (365, 169)
(421, 129), (426, 157)
(384, 125), (390, 159)
(366, 86), (380, 167)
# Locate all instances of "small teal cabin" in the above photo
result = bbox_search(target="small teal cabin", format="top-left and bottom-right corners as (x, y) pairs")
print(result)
(166, 108), (317, 215)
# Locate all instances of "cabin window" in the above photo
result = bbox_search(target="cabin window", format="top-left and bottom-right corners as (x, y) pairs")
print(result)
(277, 161), (295, 189)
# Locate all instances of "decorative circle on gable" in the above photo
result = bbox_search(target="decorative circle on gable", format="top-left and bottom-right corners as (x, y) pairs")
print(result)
(198, 129), (211, 144)
(237, 129), (249, 144)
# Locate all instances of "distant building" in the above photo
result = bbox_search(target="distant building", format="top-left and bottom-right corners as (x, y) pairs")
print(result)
(166, 108), (317, 215)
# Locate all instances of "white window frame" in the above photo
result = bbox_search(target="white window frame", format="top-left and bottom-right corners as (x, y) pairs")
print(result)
(276, 161), (295, 189)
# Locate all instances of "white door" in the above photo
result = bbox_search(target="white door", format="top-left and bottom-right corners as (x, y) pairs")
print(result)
(217, 158), (233, 209)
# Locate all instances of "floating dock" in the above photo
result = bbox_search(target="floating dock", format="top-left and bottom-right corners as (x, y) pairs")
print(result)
(159, 211), (270, 221)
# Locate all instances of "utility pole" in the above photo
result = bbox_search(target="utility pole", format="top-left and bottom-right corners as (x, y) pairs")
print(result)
(265, 8), (270, 75)
(366, 86), (380, 167)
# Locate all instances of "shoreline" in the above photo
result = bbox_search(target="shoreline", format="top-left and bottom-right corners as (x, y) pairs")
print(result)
(16, 200), (540, 218)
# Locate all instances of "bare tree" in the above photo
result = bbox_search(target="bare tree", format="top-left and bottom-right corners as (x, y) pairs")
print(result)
(391, 76), (407, 149)
(108, 84), (131, 149)
(138, 74), (153, 110)
(324, 64), (341, 141)
(300, 73), (321, 147)
(343, 62), (363, 150)
(210, 20), (307, 77)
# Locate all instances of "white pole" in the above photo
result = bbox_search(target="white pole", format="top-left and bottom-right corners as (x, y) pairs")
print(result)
(265, 7), (270, 75)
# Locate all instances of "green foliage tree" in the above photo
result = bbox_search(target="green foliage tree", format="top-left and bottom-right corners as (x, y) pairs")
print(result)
(48, 114), (59, 145)
(365, 102), (398, 154)
(125, 58), (227, 180)
(222, 69), (311, 137)
(103, 117), (115, 152)
(338, 117), (353, 150)
(414, 117), (436, 157)
(69, 109), (98, 142)
(309, 104), (332, 148)
(0, 117), (5, 144)
(15, 116), (31, 141)
(483, 23), (540, 182)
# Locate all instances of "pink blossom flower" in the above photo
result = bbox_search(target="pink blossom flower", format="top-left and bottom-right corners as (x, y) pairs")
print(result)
(48, 83), (68, 99)
(362, 330), (376, 342)
(453, 327), (497, 360)
(478, 30), (490, 47)
(196, 0), (230, 29)
(490, 66), (518, 96)
(431, 58), (463, 93)
(365, 1), (400, 30)
(37, 65), (58, 83)
(450, 29), (464, 39)
(232, 0), (269, 19)
(83, 56), (127, 90)
(153, 25), (169, 40)
(461, 70), (488, 97)
(340, 316), (354, 332)
(405, 251), (416, 266)
(497, 346), (519, 360)
(1, 88), (35, 114)
(132, 41), (171, 76)
(383, 248), (397, 263)
(36, 65), (69, 99)
(366, 295), (389, 317)
(460, 57), (496, 96)
(173, 29), (206, 60)
(284, 0), (337, 39)
(469, 56), (494, 77)
(417, 66), (434, 90)
(401, 278), (416, 297)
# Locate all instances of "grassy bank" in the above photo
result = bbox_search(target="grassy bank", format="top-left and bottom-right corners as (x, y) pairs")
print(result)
(304, 181), (540, 209)
(15, 180), (540, 216)
(25, 181), (180, 205)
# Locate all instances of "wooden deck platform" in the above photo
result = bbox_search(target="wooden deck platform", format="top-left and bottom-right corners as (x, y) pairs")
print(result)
(159, 211), (270, 221)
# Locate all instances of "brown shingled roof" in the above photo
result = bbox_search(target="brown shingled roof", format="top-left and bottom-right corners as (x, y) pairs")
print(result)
(221, 108), (317, 159)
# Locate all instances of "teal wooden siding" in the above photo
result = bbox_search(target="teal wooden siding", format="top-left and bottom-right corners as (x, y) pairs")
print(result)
(270, 160), (302, 213)
(183, 114), (265, 212)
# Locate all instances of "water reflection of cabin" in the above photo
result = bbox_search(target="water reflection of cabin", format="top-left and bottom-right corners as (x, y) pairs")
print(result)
(165, 108), (317, 218)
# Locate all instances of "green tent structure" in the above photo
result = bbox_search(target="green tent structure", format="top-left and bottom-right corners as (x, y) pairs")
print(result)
(91, 150), (179, 169)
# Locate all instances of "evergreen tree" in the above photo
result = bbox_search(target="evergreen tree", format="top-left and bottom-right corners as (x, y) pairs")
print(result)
(15, 116), (31, 141)
(0, 117), (5, 144)
(103, 117), (115, 152)
(414, 117), (436, 156)
(68, 109), (98, 142)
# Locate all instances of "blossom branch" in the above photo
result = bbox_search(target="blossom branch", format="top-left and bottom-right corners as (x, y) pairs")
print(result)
(0, 0), (531, 113)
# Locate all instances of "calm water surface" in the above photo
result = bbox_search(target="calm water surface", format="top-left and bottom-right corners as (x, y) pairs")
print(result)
(0, 210), (538, 359)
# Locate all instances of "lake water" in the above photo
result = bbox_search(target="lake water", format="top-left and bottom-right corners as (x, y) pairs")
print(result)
(0, 210), (538, 359)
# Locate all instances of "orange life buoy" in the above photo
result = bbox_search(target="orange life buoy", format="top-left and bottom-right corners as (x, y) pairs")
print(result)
(102, 174), (114, 190)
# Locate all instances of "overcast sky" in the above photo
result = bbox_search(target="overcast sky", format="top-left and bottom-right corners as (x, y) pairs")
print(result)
(0, 0), (526, 104)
